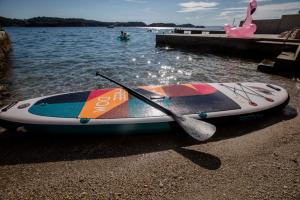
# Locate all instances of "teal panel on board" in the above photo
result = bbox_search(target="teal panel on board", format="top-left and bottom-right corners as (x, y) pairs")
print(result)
(29, 102), (85, 118)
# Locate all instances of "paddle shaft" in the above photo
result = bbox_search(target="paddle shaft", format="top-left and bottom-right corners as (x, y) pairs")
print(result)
(96, 72), (175, 117)
(96, 71), (216, 141)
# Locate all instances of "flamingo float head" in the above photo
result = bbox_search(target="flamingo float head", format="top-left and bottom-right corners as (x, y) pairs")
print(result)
(224, 0), (257, 38)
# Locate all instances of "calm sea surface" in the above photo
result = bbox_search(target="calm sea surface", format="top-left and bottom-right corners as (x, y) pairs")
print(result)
(1, 27), (299, 107)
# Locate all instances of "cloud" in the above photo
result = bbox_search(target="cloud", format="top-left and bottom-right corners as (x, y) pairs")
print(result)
(125, 0), (147, 3)
(224, 7), (245, 11)
(177, 1), (218, 13)
(216, 1), (300, 23)
(215, 7), (245, 22)
(239, 0), (271, 3)
(215, 10), (244, 22)
(254, 1), (300, 19)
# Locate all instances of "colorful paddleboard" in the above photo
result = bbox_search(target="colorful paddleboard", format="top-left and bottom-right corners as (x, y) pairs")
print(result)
(0, 82), (289, 134)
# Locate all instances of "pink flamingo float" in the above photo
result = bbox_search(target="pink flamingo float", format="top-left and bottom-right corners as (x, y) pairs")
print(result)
(224, 0), (257, 38)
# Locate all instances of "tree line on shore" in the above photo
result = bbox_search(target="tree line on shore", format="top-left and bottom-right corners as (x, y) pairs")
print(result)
(0, 16), (204, 28)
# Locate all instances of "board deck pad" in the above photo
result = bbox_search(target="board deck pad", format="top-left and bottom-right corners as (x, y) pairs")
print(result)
(29, 84), (241, 119)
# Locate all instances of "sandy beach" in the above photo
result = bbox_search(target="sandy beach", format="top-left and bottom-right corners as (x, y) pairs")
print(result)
(0, 88), (299, 200)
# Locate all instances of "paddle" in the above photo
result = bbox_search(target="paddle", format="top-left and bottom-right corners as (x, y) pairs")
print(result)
(96, 72), (216, 141)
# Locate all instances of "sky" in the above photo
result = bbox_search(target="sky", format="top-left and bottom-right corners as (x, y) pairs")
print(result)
(0, 0), (299, 26)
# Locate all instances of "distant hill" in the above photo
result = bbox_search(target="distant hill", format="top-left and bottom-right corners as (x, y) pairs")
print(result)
(147, 23), (177, 27)
(148, 23), (205, 28)
(0, 16), (204, 28)
(0, 16), (146, 27)
(0, 17), (26, 27)
(176, 24), (205, 28)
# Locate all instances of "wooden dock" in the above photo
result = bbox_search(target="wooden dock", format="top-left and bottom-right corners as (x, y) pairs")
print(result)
(257, 43), (300, 76)
(156, 33), (300, 59)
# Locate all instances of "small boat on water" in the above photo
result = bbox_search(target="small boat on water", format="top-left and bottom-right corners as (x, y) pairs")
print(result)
(107, 25), (114, 28)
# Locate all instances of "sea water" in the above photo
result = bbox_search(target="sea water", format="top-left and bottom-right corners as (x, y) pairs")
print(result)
(0, 27), (299, 107)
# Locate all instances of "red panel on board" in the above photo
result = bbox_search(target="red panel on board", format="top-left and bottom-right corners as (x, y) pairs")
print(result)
(192, 84), (217, 95)
(162, 84), (199, 97)
(87, 89), (112, 101)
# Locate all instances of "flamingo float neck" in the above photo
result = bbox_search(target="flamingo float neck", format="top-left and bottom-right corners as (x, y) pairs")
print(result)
(224, 0), (257, 38)
(243, 0), (257, 27)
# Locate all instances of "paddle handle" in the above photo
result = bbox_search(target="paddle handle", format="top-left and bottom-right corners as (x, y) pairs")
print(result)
(96, 72), (175, 117)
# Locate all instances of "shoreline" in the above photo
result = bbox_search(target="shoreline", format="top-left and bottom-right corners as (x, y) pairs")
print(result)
(0, 30), (11, 66)
(0, 103), (299, 199)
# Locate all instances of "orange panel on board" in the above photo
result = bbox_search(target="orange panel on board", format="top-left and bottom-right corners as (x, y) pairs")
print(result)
(79, 89), (128, 119)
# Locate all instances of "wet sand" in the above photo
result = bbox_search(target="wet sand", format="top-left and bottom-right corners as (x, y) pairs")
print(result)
(0, 91), (299, 199)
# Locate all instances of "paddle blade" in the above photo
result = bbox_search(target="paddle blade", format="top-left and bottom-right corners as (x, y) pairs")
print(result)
(175, 116), (216, 141)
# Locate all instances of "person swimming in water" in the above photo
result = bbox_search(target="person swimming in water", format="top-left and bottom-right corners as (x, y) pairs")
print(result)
(119, 31), (129, 40)
(120, 31), (127, 37)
